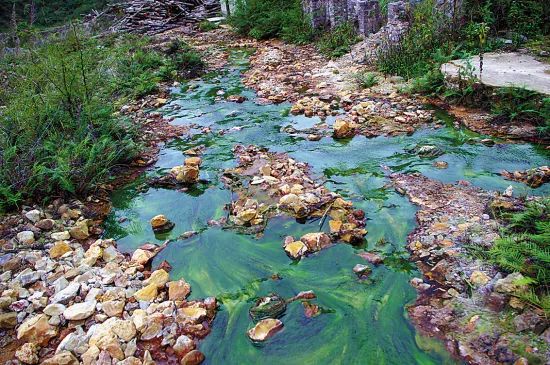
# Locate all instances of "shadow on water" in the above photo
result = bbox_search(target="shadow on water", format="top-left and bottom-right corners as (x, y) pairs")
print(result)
(103, 49), (549, 364)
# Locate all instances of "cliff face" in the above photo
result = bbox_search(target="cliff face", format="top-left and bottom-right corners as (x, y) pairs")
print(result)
(302, 0), (462, 36)
(302, 0), (383, 35)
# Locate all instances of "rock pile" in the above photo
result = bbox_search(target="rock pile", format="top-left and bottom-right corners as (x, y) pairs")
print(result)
(246, 291), (319, 342)
(243, 43), (327, 104)
(335, 97), (435, 138)
(0, 204), (216, 364)
(150, 156), (203, 189)
(392, 173), (548, 365)
(222, 145), (367, 244)
(104, 0), (221, 35)
(290, 96), (340, 118)
(501, 166), (549, 188)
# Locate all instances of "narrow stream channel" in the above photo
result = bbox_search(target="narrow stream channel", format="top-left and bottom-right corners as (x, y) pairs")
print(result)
(103, 49), (550, 364)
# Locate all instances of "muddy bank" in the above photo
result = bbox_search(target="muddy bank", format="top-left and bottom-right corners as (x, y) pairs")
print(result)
(391, 173), (549, 364)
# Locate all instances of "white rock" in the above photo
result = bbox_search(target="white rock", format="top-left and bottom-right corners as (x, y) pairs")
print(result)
(63, 300), (97, 321)
(17, 231), (35, 245)
(44, 303), (66, 316)
(51, 282), (80, 304)
(503, 185), (514, 197)
(25, 209), (41, 223)
(85, 288), (103, 302)
(52, 277), (69, 293)
(173, 335), (195, 356)
(51, 231), (71, 241)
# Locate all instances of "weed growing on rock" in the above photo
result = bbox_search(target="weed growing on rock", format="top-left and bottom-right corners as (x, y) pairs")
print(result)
(352, 71), (379, 89)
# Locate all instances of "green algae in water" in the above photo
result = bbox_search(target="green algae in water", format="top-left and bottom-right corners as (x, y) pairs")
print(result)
(103, 49), (549, 364)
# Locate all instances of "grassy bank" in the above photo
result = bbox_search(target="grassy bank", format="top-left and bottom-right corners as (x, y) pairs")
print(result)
(0, 32), (203, 212)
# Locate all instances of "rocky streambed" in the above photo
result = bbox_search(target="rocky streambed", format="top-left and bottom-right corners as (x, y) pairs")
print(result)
(1, 36), (549, 365)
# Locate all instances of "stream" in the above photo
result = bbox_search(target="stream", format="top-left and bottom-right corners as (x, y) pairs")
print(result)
(103, 49), (550, 364)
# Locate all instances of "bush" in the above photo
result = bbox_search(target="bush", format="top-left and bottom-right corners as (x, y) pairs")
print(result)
(0, 33), (203, 212)
(230, 0), (314, 44)
(491, 87), (548, 125)
(199, 20), (219, 32)
(375, 0), (455, 78)
(408, 68), (445, 95)
(352, 71), (379, 89)
(316, 22), (360, 59)
(488, 199), (550, 313)
(463, 0), (548, 38)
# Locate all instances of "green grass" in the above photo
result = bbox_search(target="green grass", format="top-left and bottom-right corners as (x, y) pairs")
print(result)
(0, 33), (203, 212)
(199, 20), (219, 32)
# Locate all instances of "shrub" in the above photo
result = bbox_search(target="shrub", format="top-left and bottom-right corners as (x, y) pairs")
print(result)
(408, 68), (445, 95)
(0, 32), (203, 212)
(491, 87), (548, 125)
(352, 71), (379, 89)
(375, 0), (455, 78)
(463, 0), (548, 38)
(230, 0), (314, 44)
(199, 20), (219, 32)
(316, 22), (360, 59)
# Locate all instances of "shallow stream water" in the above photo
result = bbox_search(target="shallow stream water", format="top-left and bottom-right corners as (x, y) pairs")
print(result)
(103, 50), (550, 364)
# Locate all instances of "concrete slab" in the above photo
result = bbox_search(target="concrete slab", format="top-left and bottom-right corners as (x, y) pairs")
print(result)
(441, 52), (550, 95)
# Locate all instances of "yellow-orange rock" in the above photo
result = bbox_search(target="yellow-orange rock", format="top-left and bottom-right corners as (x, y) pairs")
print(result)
(133, 284), (158, 302)
(49, 241), (72, 259)
(150, 215), (169, 229)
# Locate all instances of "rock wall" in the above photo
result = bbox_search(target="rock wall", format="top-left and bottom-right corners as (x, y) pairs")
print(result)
(302, 0), (462, 36)
(303, 0), (382, 35)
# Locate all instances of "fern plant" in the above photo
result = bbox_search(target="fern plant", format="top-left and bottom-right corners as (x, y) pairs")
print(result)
(488, 198), (550, 314)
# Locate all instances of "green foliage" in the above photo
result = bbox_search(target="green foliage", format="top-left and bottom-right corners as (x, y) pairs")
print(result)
(379, 0), (390, 16)
(375, 0), (455, 78)
(352, 71), (379, 89)
(488, 198), (550, 313)
(0, 0), (109, 29)
(463, 0), (548, 38)
(491, 87), (548, 126)
(0, 33), (203, 212)
(199, 20), (219, 32)
(230, 0), (314, 44)
(408, 68), (445, 95)
(316, 22), (360, 59)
